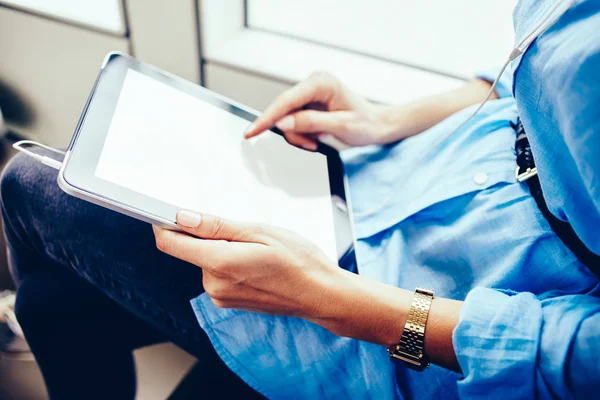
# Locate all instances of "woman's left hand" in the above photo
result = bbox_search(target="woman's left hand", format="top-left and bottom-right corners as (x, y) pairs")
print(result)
(152, 210), (345, 319)
(153, 210), (457, 357)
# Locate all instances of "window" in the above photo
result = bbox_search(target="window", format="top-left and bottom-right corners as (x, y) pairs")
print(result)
(200, 1), (518, 104)
(0, 0), (124, 34)
(247, 0), (518, 79)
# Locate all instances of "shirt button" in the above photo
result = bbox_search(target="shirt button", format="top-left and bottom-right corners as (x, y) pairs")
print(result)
(473, 172), (488, 185)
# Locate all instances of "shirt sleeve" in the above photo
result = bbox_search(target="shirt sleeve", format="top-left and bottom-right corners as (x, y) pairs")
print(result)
(474, 65), (514, 99)
(452, 287), (600, 399)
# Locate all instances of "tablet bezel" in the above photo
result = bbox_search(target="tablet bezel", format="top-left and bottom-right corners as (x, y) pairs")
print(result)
(59, 52), (355, 263)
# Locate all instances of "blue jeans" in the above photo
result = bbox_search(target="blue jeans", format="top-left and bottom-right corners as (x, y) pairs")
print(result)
(0, 152), (263, 399)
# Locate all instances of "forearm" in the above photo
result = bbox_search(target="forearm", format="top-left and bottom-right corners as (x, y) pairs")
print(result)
(311, 269), (463, 372)
(374, 79), (498, 144)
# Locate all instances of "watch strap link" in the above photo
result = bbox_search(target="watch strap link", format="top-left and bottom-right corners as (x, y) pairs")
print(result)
(387, 287), (434, 371)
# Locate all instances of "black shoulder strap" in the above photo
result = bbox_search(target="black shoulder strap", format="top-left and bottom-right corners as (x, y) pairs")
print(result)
(513, 118), (600, 277)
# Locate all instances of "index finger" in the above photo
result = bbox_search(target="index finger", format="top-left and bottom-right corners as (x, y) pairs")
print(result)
(244, 79), (321, 139)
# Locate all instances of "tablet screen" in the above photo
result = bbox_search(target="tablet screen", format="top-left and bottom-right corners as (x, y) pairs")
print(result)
(94, 69), (338, 261)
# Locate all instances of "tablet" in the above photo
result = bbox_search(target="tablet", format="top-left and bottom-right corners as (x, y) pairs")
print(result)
(58, 52), (356, 264)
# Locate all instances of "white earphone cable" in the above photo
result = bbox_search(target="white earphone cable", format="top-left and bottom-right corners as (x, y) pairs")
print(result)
(12, 140), (65, 170)
(352, 0), (574, 219)
(352, 56), (511, 218)
(517, 0), (575, 52)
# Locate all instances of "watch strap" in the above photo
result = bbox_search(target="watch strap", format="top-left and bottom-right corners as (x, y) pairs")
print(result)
(387, 287), (434, 371)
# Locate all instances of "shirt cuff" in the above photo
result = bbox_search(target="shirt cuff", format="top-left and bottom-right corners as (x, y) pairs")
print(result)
(474, 65), (514, 99)
(452, 287), (542, 399)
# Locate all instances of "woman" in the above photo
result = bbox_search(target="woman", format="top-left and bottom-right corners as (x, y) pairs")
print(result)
(2, 0), (599, 398)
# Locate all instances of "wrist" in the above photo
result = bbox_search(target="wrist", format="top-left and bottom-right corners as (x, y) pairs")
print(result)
(310, 269), (412, 346)
(371, 103), (420, 145)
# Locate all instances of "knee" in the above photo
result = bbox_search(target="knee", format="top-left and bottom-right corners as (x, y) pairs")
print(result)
(1, 153), (37, 207)
(0, 152), (57, 220)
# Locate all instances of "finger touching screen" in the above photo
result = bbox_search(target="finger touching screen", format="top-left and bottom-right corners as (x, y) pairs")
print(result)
(95, 69), (338, 261)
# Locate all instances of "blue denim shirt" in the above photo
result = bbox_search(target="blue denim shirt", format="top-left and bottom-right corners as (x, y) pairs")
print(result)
(191, 1), (600, 397)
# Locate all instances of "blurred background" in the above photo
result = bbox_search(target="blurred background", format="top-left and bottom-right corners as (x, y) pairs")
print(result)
(0, 0), (516, 398)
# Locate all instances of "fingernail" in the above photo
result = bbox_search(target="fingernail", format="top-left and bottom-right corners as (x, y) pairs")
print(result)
(275, 115), (295, 131)
(244, 122), (256, 137)
(302, 143), (318, 151)
(177, 210), (202, 228)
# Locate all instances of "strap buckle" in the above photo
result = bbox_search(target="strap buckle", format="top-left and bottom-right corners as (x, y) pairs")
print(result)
(515, 166), (538, 182)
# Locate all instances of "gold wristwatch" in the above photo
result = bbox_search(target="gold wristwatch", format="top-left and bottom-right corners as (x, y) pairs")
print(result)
(387, 287), (434, 371)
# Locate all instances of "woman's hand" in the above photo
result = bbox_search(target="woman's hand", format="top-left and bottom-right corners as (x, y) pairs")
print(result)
(246, 73), (501, 149)
(244, 71), (392, 149)
(154, 210), (463, 371)
(153, 210), (345, 318)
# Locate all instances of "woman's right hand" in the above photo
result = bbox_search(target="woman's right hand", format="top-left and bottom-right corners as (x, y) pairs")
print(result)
(244, 71), (391, 150)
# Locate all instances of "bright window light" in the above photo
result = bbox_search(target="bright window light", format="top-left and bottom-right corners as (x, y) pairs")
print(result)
(247, 0), (518, 78)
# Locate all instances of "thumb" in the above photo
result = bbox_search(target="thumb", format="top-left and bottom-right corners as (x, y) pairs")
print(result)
(276, 110), (352, 137)
(176, 210), (267, 243)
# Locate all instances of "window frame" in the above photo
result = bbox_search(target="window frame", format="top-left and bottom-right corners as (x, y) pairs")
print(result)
(199, 0), (465, 105)
(0, 0), (127, 36)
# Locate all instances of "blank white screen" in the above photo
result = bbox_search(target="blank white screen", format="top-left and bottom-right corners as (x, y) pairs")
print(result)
(96, 69), (337, 261)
